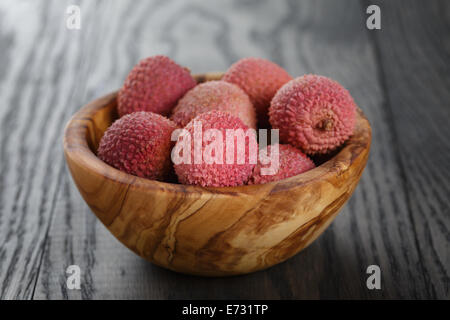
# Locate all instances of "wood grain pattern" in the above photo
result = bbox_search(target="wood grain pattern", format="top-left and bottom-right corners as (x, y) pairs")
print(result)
(366, 0), (450, 298)
(0, 0), (447, 299)
(63, 73), (371, 276)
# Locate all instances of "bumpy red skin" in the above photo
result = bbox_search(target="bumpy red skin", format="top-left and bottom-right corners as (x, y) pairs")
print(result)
(249, 144), (315, 185)
(118, 55), (196, 117)
(97, 112), (177, 180)
(174, 111), (257, 187)
(222, 57), (292, 127)
(269, 75), (356, 154)
(170, 80), (257, 129)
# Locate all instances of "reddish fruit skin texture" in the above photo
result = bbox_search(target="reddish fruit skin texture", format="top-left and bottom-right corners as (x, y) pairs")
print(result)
(249, 144), (315, 185)
(222, 57), (292, 127)
(174, 111), (257, 187)
(118, 55), (196, 117)
(269, 75), (356, 154)
(170, 80), (257, 129)
(97, 112), (177, 180)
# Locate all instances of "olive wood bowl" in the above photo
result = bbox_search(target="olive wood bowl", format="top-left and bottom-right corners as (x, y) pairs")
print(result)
(63, 73), (371, 276)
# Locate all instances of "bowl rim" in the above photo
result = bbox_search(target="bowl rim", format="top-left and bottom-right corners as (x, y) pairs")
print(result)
(63, 74), (372, 197)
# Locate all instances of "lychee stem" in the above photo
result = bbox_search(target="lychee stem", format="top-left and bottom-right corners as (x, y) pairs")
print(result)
(316, 118), (334, 131)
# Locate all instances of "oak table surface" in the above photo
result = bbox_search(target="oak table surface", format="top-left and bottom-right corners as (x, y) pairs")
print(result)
(0, 0), (448, 299)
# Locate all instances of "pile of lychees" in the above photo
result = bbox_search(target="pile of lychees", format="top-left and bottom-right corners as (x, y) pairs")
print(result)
(98, 55), (357, 187)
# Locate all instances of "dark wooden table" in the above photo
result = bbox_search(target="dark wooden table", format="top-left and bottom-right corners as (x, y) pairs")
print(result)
(0, 0), (448, 299)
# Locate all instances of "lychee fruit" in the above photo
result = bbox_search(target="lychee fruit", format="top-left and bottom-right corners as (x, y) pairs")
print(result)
(117, 55), (196, 117)
(249, 144), (315, 185)
(97, 111), (177, 180)
(269, 75), (356, 154)
(222, 57), (292, 127)
(173, 110), (257, 187)
(170, 80), (256, 129)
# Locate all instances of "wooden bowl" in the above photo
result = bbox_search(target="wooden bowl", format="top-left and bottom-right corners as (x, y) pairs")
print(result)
(63, 73), (371, 276)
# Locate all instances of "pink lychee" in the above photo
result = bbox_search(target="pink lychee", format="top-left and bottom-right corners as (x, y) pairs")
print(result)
(118, 55), (196, 117)
(249, 144), (315, 185)
(269, 75), (356, 154)
(173, 110), (257, 187)
(97, 111), (177, 180)
(222, 57), (292, 127)
(170, 80), (256, 129)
